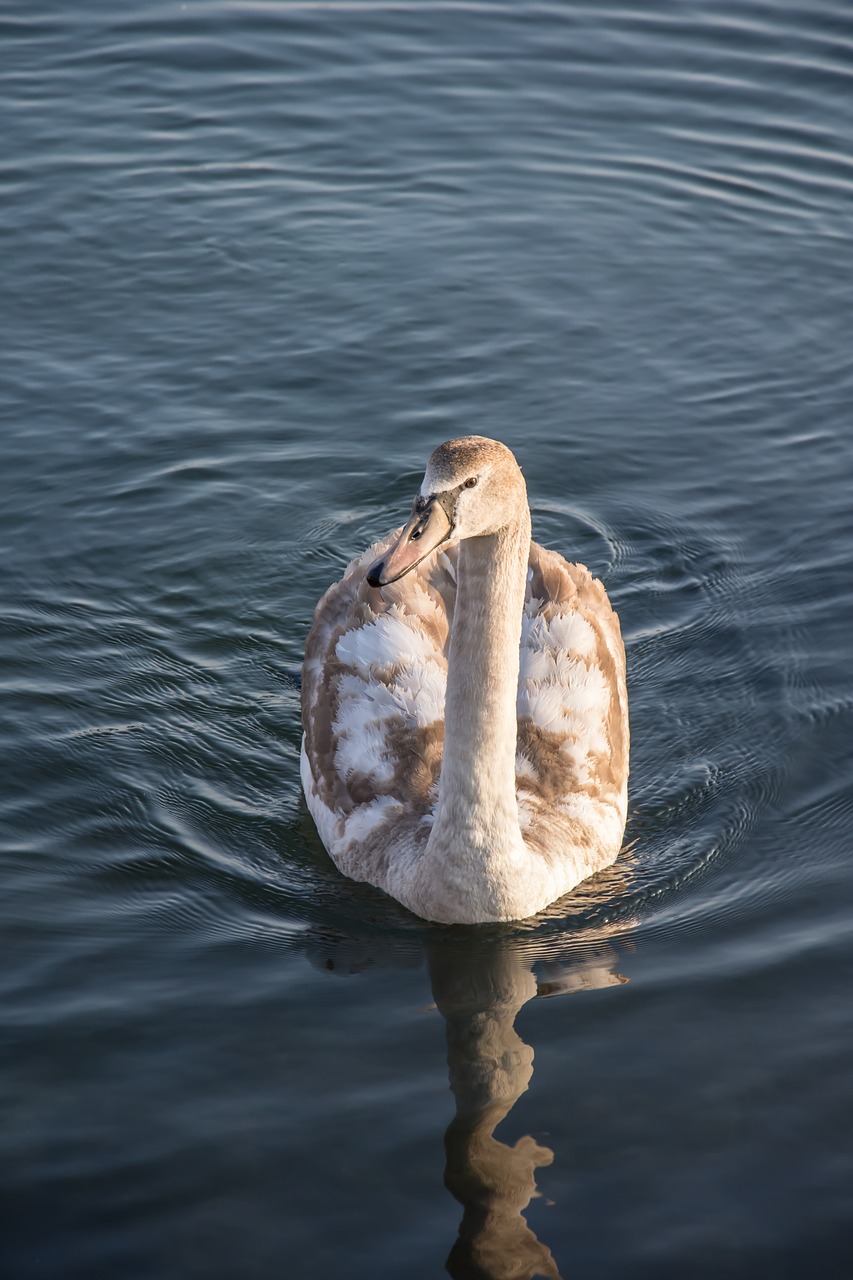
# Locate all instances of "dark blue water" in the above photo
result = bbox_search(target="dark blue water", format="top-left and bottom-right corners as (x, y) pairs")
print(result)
(3, 2), (853, 1276)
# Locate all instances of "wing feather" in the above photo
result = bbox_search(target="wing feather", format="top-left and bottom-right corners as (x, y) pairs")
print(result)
(516, 545), (629, 870)
(302, 535), (627, 891)
(301, 535), (457, 883)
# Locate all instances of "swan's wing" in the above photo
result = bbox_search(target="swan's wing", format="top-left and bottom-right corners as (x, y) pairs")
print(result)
(516, 542), (629, 873)
(301, 534), (458, 886)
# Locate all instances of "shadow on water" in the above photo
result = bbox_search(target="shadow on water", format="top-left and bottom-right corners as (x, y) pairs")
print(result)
(302, 923), (631, 1280)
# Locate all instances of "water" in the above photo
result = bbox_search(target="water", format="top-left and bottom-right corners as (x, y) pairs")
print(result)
(3, 1), (853, 1275)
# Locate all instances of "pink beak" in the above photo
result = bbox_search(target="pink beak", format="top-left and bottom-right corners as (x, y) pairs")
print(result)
(366, 496), (452, 587)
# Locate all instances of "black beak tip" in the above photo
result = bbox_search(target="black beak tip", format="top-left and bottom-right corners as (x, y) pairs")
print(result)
(365, 561), (384, 589)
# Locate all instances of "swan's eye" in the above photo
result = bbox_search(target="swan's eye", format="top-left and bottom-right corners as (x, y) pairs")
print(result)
(464, 476), (478, 489)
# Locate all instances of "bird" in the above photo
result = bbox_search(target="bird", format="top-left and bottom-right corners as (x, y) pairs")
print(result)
(301, 436), (629, 924)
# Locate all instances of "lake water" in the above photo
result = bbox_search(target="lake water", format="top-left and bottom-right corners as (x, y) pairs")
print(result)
(3, 2), (853, 1276)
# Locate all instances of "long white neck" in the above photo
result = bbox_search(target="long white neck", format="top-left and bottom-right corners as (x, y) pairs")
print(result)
(423, 508), (531, 914)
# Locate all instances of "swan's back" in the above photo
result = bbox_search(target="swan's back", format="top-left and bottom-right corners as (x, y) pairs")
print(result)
(301, 536), (628, 895)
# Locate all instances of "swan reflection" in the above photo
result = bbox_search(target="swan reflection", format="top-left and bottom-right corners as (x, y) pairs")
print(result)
(430, 941), (627, 1280)
(305, 928), (629, 1279)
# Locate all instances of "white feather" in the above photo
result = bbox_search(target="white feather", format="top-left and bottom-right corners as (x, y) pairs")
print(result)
(335, 723), (394, 785)
(343, 796), (404, 845)
(302, 438), (629, 925)
(336, 609), (437, 673)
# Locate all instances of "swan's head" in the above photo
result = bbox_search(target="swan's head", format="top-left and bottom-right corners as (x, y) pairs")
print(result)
(366, 436), (527, 587)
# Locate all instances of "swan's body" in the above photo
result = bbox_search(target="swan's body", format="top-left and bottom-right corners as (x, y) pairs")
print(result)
(301, 437), (628, 924)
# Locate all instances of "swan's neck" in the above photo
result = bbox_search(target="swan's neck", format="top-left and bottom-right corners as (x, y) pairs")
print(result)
(427, 512), (530, 884)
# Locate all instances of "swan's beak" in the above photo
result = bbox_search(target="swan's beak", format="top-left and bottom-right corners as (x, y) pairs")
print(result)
(366, 496), (452, 587)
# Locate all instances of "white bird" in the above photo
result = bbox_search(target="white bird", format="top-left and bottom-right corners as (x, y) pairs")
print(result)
(301, 436), (629, 924)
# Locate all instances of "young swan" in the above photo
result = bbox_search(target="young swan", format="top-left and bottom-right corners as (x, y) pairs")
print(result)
(301, 436), (629, 924)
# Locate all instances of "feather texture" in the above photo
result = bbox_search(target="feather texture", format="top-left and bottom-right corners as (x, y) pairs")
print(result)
(301, 437), (628, 922)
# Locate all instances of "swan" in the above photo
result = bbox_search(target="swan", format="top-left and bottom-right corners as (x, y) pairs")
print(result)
(301, 436), (629, 924)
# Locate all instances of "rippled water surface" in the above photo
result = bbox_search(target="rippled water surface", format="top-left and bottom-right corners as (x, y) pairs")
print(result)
(3, 2), (853, 1276)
